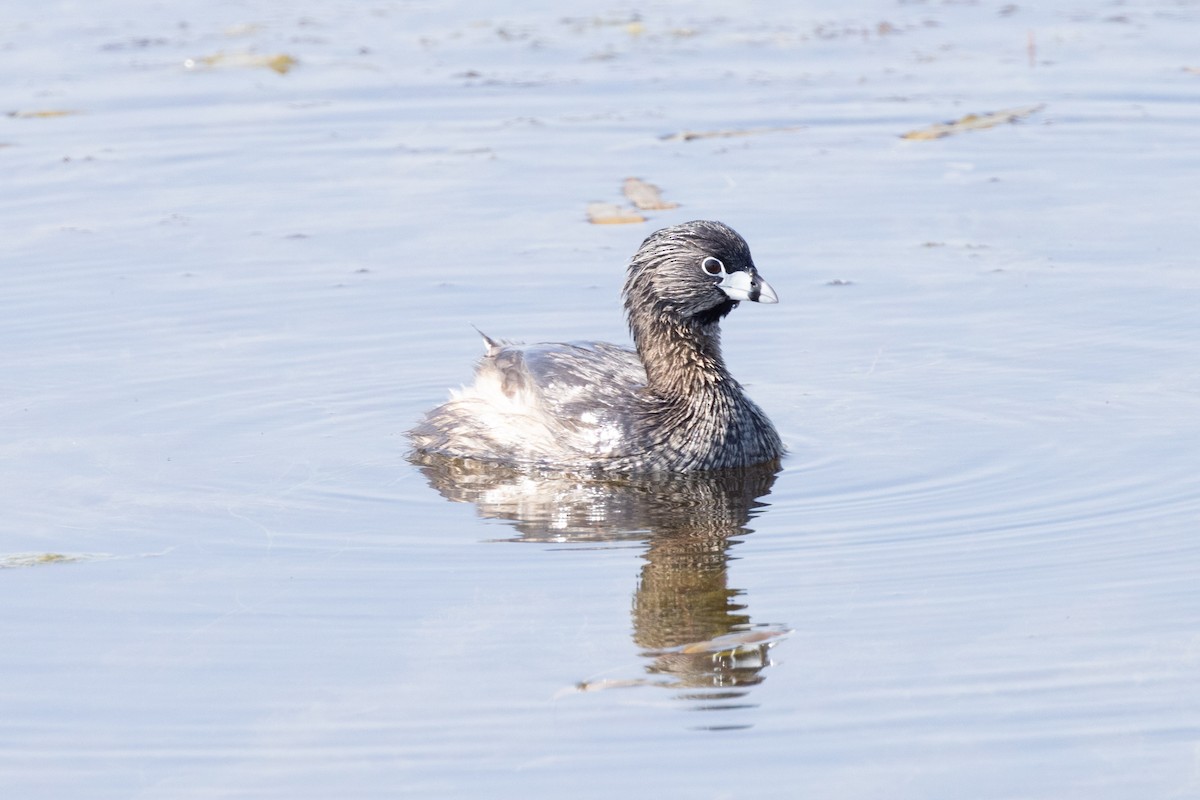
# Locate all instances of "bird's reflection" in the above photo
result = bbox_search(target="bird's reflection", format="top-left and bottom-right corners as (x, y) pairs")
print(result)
(413, 455), (790, 726)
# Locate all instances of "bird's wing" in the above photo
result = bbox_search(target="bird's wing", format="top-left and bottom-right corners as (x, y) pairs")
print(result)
(476, 341), (646, 452)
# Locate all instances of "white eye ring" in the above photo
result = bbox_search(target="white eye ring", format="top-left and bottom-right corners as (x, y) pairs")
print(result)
(700, 256), (724, 276)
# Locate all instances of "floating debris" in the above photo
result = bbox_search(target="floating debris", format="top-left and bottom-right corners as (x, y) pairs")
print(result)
(588, 177), (681, 224)
(7, 109), (79, 119)
(901, 104), (1045, 140)
(672, 626), (792, 657)
(568, 625), (791, 695)
(622, 177), (679, 210)
(586, 202), (645, 225)
(572, 677), (667, 693)
(1, 552), (98, 568)
(660, 124), (806, 142)
(0, 549), (169, 568)
(184, 51), (298, 75)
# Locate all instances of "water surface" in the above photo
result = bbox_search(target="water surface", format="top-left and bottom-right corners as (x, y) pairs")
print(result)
(3, 1), (1199, 797)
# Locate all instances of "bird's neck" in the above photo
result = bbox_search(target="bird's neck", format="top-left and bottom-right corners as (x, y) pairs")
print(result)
(631, 314), (734, 399)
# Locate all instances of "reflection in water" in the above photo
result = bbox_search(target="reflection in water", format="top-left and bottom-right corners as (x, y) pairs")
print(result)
(413, 455), (790, 728)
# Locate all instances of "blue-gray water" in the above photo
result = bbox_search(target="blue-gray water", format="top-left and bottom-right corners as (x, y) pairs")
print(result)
(3, 1), (1199, 797)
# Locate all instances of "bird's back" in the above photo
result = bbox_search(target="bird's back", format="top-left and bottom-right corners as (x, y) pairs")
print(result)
(410, 339), (650, 466)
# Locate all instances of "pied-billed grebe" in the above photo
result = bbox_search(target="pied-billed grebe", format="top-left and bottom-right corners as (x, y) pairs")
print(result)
(409, 220), (783, 472)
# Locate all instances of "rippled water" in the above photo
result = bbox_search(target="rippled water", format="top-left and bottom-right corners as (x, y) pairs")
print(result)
(4, 1), (1199, 797)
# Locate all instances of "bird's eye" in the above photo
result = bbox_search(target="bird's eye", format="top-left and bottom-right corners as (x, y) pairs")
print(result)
(700, 256), (724, 276)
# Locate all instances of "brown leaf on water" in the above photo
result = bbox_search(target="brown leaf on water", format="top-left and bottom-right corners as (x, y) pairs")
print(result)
(260, 54), (299, 74)
(7, 109), (79, 119)
(0, 552), (93, 568)
(660, 124), (806, 142)
(622, 177), (679, 210)
(1, 550), (167, 568)
(901, 104), (1045, 140)
(586, 202), (645, 225)
(185, 51), (299, 75)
